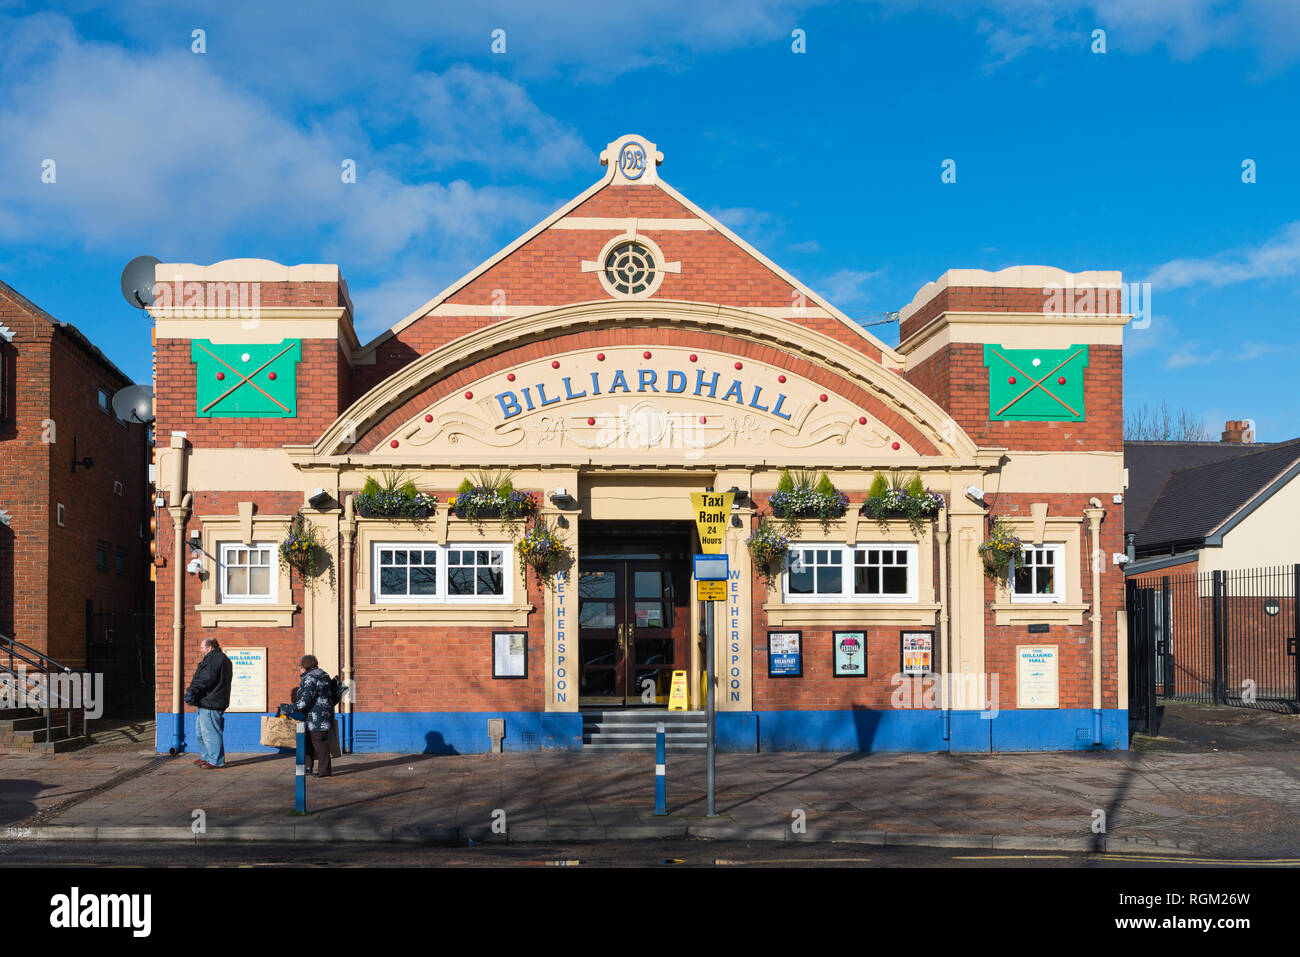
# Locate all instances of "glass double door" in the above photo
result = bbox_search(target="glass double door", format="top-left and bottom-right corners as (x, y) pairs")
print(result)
(577, 558), (688, 706)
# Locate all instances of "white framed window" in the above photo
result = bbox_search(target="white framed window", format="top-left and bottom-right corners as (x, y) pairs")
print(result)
(219, 542), (276, 603)
(372, 542), (511, 604)
(784, 543), (918, 603)
(1010, 544), (1065, 603)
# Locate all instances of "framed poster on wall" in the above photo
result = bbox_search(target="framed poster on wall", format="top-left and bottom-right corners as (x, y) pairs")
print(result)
(832, 631), (867, 677)
(492, 631), (528, 679)
(901, 631), (934, 677)
(768, 631), (802, 677)
(1017, 645), (1058, 708)
(225, 647), (267, 713)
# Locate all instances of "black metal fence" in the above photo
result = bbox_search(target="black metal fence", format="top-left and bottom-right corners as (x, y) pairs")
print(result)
(1128, 564), (1299, 728)
(84, 600), (155, 719)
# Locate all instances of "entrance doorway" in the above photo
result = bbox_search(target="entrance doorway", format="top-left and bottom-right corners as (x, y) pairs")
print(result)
(577, 522), (692, 707)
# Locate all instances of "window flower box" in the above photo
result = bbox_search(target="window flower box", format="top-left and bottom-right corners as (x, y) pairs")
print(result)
(769, 470), (850, 533)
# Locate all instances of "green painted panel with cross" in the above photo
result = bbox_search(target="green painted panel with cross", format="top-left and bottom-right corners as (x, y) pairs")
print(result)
(191, 339), (302, 417)
(984, 344), (1088, 421)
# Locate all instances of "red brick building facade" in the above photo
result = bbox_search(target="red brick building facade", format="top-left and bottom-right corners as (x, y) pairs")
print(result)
(151, 135), (1130, 753)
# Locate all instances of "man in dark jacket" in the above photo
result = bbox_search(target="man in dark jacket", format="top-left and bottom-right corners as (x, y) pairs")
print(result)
(292, 655), (335, 777)
(184, 638), (232, 769)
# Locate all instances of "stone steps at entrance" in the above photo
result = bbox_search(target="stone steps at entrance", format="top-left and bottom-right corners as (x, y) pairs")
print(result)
(581, 710), (708, 751)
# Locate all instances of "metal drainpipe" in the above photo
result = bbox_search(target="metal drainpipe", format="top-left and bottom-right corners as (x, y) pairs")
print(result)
(1085, 502), (1106, 746)
(936, 506), (950, 741)
(340, 494), (355, 753)
(168, 492), (192, 754)
(166, 433), (190, 755)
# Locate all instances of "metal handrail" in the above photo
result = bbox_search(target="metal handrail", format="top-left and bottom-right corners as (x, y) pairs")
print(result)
(1, 634), (80, 742)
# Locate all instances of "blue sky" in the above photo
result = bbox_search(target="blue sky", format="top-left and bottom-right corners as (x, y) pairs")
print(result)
(2, 1), (1298, 438)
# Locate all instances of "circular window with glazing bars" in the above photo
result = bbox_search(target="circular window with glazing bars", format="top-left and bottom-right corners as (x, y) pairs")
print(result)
(603, 241), (657, 296)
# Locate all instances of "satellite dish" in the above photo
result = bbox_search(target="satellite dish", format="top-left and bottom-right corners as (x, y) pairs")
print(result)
(111, 384), (154, 424)
(120, 255), (161, 308)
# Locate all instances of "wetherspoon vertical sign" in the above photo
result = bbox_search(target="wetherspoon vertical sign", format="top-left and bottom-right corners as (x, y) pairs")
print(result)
(691, 491), (734, 553)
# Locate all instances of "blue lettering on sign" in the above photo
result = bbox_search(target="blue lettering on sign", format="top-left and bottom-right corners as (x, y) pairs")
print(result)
(562, 377), (587, 400)
(721, 379), (745, 405)
(497, 392), (522, 419)
(666, 370), (687, 393)
(637, 369), (658, 392)
(770, 393), (792, 421)
(537, 383), (561, 406)
(609, 369), (630, 393)
(694, 370), (719, 397)
(522, 387), (536, 412)
(590, 372), (602, 395)
(729, 570), (742, 701)
(555, 570), (568, 702)
(748, 385), (769, 412)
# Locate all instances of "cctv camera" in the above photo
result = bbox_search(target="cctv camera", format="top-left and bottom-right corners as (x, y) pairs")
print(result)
(186, 557), (203, 576)
(307, 488), (333, 509)
(965, 485), (986, 505)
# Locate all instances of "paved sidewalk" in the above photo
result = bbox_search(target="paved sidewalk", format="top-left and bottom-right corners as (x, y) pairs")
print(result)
(3, 724), (1299, 856)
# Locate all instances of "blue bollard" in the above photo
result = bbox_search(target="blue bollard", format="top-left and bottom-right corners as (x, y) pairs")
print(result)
(294, 720), (308, 814)
(653, 721), (667, 816)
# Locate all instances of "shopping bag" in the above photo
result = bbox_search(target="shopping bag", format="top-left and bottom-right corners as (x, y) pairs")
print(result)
(260, 714), (298, 748)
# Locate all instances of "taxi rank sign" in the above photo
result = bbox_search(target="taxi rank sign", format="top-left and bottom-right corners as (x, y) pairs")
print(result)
(691, 491), (734, 554)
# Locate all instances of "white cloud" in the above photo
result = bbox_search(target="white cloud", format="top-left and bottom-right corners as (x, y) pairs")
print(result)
(817, 268), (885, 308)
(1165, 342), (1222, 369)
(0, 14), (566, 263)
(1146, 221), (1300, 290)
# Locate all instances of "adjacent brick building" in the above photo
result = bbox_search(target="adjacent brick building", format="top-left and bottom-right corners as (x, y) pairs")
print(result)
(0, 282), (153, 683)
(150, 134), (1131, 754)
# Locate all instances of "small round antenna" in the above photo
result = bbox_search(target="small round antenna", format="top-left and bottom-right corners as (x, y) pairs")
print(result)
(111, 384), (155, 424)
(120, 255), (161, 308)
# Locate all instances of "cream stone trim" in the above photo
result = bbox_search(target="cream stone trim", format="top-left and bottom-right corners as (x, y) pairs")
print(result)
(762, 602), (941, 627)
(352, 518), (534, 628)
(303, 300), (979, 462)
(990, 516), (1087, 625)
(989, 452), (1124, 495)
(897, 267), (1125, 324)
(423, 302), (834, 320)
(582, 232), (680, 300)
(154, 313), (360, 354)
(552, 217), (711, 230)
(197, 515), (298, 627)
(155, 260), (340, 284)
(899, 312), (1129, 367)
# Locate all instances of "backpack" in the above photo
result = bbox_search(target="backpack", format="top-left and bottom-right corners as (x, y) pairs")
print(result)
(326, 675), (344, 709)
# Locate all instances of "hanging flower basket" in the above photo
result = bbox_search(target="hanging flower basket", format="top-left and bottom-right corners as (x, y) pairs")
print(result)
(746, 516), (790, 585)
(279, 515), (325, 578)
(517, 519), (567, 588)
(978, 518), (1024, 581)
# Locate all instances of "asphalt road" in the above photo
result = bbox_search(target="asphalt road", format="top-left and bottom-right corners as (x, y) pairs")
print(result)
(0, 840), (1290, 868)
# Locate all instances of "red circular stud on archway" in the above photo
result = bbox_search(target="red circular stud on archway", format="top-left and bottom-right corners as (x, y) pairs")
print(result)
(464, 391), (473, 400)
(596, 353), (605, 361)
(688, 354), (698, 362)
(699, 416), (707, 424)
(643, 351), (652, 359)
(819, 394), (828, 403)
(506, 373), (515, 382)
(587, 417), (595, 426)
(425, 414), (433, 423)
(734, 361), (743, 370)
(858, 416), (867, 425)
(778, 375), (786, 383)
(891, 442), (901, 451)
(551, 360), (560, 369)
(390, 440), (399, 449)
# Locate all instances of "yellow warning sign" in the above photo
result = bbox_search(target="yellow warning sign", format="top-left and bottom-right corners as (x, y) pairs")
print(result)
(668, 670), (689, 710)
(690, 491), (734, 554)
(696, 580), (727, 601)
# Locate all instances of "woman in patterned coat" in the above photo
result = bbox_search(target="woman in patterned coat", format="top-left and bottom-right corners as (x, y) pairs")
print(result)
(292, 655), (335, 777)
